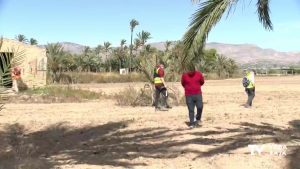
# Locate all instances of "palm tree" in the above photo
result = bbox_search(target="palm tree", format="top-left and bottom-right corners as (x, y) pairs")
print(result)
(137, 30), (151, 47)
(120, 39), (126, 68)
(120, 39), (126, 49)
(129, 19), (139, 72)
(227, 58), (238, 77)
(183, 0), (273, 62)
(29, 38), (38, 45)
(103, 41), (112, 72)
(215, 54), (229, 78)
(94, 45), (103, 71)
(46, 43), (65, 82)
(95, 45), (103, 55)
(82, 46), (92, 72)
(15, 34), (28, 43)
(165, 41), (172, 53)
(134, 38), (141, 51)
(83, 46), (91, 57)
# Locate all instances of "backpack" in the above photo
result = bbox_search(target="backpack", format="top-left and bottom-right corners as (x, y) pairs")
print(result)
(242, 77), (250, 87)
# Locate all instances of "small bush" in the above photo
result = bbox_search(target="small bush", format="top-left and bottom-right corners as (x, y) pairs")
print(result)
(114, 85), (182, 107)
(114, 86), (152, 106)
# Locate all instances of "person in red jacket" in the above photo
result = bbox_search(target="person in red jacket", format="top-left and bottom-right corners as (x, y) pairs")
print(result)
(181, 64), (205, 128)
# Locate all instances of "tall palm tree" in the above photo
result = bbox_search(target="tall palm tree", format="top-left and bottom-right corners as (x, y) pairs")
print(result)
(137, 30), (151, 47)
(119, 39), (126, 68)
(129, 19), (139, 72)
(29, 38), (38, 45)
(103, 41), (112, 72)
(183, 0), (273, 62)
(15, 34), (28, 43)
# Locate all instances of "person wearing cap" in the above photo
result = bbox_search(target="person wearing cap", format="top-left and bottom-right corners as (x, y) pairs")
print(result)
(153, 63), (171, 111)
(181, 63), (205, 128)
(244, 69), (255, 108)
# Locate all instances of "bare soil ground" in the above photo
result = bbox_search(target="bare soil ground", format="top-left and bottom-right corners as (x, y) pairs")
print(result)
(1, 76), (300, 169)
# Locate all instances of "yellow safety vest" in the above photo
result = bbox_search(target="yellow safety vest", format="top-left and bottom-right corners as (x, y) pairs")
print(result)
(246, 73), (255, 88)
(154, 68), (163, 84)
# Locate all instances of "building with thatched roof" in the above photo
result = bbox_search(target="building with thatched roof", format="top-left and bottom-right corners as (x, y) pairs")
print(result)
(0, 38), (47, 88)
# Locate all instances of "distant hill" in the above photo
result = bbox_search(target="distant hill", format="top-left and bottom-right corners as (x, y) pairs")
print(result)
(58, 42), (87, 54)
(41, 41), (300, 67)
(150, 42), (300, 67)
(206, 43), (300, 67)
(39, 42), (86, 55)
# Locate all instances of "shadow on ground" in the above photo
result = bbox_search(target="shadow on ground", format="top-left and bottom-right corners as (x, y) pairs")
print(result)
(0, 119), (299, 169)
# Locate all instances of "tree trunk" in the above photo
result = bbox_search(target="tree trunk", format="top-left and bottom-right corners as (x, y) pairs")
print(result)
(129, 30), (133, 73)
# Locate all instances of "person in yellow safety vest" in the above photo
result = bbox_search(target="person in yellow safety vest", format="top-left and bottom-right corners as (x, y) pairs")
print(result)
(11, 66), (21, 93)
(153, 63), (171, 111)
(244, 69), (255, 108)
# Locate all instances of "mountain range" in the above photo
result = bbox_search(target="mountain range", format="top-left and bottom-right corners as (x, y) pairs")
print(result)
(47, 41), (300, 67)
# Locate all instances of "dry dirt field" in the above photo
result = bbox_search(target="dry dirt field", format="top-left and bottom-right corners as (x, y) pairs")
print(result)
(1, 76), (300, 169)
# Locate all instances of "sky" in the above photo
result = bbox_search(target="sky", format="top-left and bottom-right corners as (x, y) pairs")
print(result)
(0, 0), (299, 52)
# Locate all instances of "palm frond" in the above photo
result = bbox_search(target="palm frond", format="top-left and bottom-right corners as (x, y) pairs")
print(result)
(0, 54), (12, 86)
(130, 19), (139, 32)
(256, 0), (273, 30)
(0, 37), (3, 50)
(29, 38), (38, 45)
(191, 0), (201, 4)
(8, 47), (26, 67)
(183, 0), (235, 64)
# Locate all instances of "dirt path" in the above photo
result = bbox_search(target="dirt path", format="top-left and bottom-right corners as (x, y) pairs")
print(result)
(1, 76), (300, 169)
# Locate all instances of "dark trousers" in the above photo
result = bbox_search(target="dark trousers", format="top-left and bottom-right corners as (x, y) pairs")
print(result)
(245, 88), (255, 106)
(154, 86), (167, 108)
(186, 94), (203, 124)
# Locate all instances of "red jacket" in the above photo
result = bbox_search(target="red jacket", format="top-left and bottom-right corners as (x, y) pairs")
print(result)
(181, 71), (205, 96)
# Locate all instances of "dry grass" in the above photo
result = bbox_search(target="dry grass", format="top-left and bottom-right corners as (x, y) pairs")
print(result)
(114, 84), (182, 107)
(1, 76), (300, 169)
(66, 72), (148, 83)
(9, 86), (105, 103)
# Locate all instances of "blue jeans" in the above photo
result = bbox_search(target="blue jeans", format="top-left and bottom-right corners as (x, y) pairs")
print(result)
(186, 94), (203, 124)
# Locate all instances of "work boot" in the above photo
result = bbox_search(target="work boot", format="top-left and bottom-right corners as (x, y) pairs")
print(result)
(155, 107), (168, 111)
(188, 122), (195, 129)
(196, 115), (201, 121)
(166, 105), (172, 109)
(159, 107), (168, 111)
(244, 104), (251, 108)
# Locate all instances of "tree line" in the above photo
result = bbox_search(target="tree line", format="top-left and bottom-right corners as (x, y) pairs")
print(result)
(14, 18), (239, 83)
